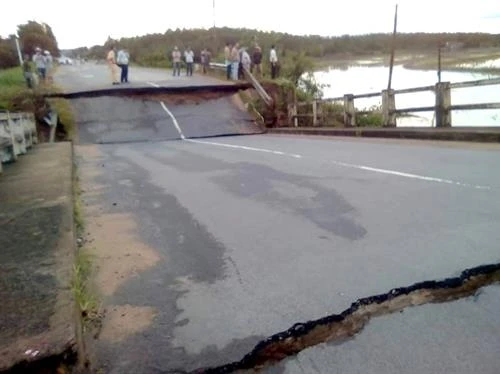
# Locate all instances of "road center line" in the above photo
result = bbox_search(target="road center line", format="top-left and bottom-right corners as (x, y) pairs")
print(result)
(147, 82), (186, 140)
(186, 139), (303, 158)
(331, 160), (491, 190)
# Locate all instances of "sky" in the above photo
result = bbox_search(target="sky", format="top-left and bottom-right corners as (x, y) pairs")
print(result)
(1, 0), (499, 49)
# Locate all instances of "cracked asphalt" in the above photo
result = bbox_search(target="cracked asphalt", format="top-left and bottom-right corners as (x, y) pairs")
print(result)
(59, 64), (500, 373)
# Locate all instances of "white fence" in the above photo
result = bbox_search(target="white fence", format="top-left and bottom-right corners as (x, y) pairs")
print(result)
(0, 111), (38, 174)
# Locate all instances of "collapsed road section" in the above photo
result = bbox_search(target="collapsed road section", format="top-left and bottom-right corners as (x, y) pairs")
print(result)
(68, 90), (264, 144)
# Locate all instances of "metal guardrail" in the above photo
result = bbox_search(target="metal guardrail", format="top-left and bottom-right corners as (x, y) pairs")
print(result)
(0, 112), (38, 174)
(209, 63), (274, 107)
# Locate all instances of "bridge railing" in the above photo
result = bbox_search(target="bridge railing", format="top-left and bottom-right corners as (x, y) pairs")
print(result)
(291, 77), (500, 128)
(0, 111), (38, 174)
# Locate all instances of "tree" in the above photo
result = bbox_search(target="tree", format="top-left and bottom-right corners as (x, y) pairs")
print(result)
(0, 37), (18, 69)
(17, 21), (59, 57)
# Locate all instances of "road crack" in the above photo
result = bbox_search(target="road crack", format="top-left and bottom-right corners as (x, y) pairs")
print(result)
(192, 262), (500, 373)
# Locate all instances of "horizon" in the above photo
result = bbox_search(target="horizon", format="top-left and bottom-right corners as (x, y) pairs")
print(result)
(1, 0), (499, 49)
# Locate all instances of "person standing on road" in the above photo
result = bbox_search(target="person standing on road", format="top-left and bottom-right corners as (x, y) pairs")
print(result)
(22, 54), (34, 88)
(224, 42), (232, 80)
(270, 45), (278, 79)
(172, 46), (181, 76)
(117, 48), (130, 83)
(44, 50), (53, 83)
(252, 44), (262, 78)
(241, 47), (251, 75)
(201, 48), (211, 74)
(230, 43), (240, 80)
(184, 47), (194, 76)
(107, 45), (119, 85)
(33, 48), (46, 82)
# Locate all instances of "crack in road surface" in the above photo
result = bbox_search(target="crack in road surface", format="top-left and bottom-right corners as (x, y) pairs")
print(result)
(190, 263), (500, 373)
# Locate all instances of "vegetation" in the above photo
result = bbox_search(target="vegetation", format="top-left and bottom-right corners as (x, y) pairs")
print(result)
(0, 21), (59, 70)
(73, 29), (500, 66)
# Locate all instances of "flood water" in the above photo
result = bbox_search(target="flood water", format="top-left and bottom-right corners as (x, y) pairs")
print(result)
(314, 65), (500, 127)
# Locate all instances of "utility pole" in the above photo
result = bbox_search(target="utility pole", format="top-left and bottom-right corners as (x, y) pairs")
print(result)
(212, 0), (217, 53)
(15, 37), (23, 66)
(387, 4), (398, 90)
(437, 41), (443, 83)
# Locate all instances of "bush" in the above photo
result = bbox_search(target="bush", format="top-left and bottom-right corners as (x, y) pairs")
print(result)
(356, 105), (383, 127)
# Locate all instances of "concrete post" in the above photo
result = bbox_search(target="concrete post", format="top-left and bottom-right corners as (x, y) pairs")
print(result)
(312, 100), (318, 126)
(343, 94), (356, 127)
(382, 89), (396, 127)
(435, 82), (452, 127)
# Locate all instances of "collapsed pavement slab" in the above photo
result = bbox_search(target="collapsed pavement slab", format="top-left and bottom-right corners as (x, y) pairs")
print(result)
(0, 143), (79, 371)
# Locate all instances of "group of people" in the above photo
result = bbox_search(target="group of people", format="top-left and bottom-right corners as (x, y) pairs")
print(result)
(107, 45), (130, 85)
(22, 47), (53, 88)
(105, 43), (279, 85)
(171, 46), (212, 76)
(224, 43), (279, 80)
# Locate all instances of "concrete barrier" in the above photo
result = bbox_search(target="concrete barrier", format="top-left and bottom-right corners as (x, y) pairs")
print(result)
(0, 111), (38, 174)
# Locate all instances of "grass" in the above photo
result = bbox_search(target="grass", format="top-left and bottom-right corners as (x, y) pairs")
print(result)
(0, 67), (31, 111)
(72, 166), (101, 331)
(72, 249), (101, 331)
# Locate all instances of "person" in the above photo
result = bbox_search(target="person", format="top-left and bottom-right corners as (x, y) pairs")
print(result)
(33, 47), (46, 82)
(22, 54), (33, 88)
(224, 42), (231, 80)
(201, 48), (211, 74)
(184, 47), (194, 76)
(172, 46), (181, 76)
(117, 48), (130, 83)
(241, 48), (251, 75)
(270, 45), (278, 79)
(230, 43), (240, 80)
(252, 44), (262, 77)
(106, 45), (119, 85)
(44, 50), (53, 83)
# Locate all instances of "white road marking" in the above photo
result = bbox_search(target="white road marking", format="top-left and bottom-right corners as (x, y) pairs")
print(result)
(147, 82), (186, 140)
(159, 102), (186, 140)
(186, 139), (303, 159)
(147, 79), (490, 190)
(331, 160), (491, 190)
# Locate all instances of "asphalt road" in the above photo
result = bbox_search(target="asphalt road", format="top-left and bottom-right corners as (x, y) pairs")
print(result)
(61, 65), (500, 373)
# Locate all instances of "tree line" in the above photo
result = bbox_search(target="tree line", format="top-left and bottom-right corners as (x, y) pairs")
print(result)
(71, 28), (500, 67)
(0, 21), (59, 69)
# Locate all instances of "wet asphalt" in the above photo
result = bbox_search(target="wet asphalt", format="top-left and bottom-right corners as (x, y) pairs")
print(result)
(61, 64), (500, 373)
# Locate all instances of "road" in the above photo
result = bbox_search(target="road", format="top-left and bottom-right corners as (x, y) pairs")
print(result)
(58, 64), (500, 373)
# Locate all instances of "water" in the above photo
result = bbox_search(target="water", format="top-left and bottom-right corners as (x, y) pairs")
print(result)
(314, 65), (500, 127)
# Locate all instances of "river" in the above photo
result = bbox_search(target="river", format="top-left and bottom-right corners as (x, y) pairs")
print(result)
(314, 62), (500, 127)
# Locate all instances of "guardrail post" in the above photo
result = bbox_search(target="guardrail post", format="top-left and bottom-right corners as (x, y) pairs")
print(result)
(435, 82), (451, 127)
(312, 100), (318, 126)
(343, 94), (356, 127)
(382, 89), (396, 127)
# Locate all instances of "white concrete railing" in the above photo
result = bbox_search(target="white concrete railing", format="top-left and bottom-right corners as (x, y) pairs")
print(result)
(0, 111), (38, 174)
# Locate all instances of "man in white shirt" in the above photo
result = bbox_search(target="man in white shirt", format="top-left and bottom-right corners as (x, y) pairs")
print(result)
(117, 49), (130, 83)
(184, 47), (194, 76)
(270, 45), (278, 79)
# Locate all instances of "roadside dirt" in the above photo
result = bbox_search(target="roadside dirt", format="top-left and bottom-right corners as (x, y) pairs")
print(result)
(76, 145), (161, 347)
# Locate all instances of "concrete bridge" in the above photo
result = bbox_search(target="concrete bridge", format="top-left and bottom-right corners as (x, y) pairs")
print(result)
(1, 62), (499, 373)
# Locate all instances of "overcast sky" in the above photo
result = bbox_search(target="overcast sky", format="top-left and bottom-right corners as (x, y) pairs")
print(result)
(1, 0), (499, 49)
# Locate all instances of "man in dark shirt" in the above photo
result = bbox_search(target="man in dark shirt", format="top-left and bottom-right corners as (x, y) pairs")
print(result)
(252, 44), (262, 78)
(22, 54), (33, 88)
